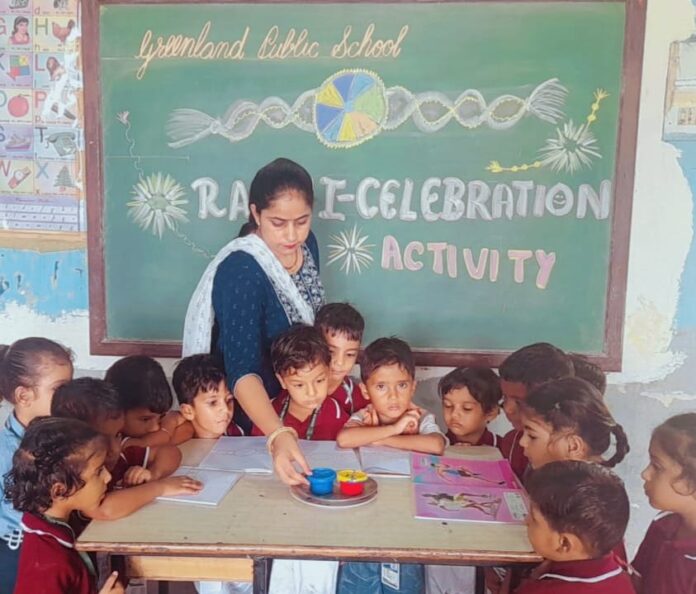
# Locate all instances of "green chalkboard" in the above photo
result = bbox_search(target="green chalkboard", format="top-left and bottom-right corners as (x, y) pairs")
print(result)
(85, 0), (645, 369)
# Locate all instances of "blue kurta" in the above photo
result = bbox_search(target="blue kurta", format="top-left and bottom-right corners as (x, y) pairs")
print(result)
(211, 232), (321, 427)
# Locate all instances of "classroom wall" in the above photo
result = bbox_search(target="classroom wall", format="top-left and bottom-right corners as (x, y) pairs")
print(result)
(1, 0), (695, 554)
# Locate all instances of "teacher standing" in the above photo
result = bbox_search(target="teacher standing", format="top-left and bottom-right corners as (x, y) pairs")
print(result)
(183, 158), (325, 485)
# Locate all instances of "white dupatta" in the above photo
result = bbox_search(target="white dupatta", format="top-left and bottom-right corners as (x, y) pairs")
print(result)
(182, 234), (315, 356)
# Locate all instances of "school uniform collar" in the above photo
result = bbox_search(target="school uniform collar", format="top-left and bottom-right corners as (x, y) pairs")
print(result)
(539, 554), (623, 584)
(21, 513), (97, 576)
(652, 512), (696, 558)
(4, 411), (26, 440)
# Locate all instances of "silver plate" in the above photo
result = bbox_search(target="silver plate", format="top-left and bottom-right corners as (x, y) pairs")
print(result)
(290, 478), (378, 509)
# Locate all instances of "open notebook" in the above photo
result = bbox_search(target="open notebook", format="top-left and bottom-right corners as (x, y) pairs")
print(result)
(156, 467), (243, 506)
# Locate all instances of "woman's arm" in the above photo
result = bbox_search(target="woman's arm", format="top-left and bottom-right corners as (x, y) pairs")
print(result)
(235, 374), (310, 484)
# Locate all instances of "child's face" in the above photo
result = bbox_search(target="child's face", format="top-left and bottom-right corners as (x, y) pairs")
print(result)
(526, 504), (566, 561)
(18, 359), (72, 419)
(181, 380), (234, 438)
(641, 438), (693, 513)
(278, 361), (329, 415)
(361, 363), (416, 424)
(443, 387), (497, 443)
(324, 331), (360, 385)
(66, 444), (111, 514)
(519, 412), (571, 470)
(93, 413), (126, 469)
(122, 407), (162, 437)
(500, 380), (528, 430)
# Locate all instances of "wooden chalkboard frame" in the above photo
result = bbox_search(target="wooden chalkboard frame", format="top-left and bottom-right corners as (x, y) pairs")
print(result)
(84, 0), (646, 370)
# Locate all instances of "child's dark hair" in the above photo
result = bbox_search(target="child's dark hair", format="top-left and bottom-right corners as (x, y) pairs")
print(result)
(360, 337), (415, 382)
(651, 413), (696, 495)
(569, 355), (606, 395)
(51, 378), (122, 425)
(271, 324), (330, 377)
(173, 354), (227, 406)
(499, 342), (574, 388)
(104, 355), (172, 414)
(315, 303), (365, 343)
(527, 460), (629, 558)
(0, 338), (73, 404)
(4, 417), (108, 515)
(239, 158), (314, 237)
(525, 377), (629, 468)
(438, 367), (501, 413)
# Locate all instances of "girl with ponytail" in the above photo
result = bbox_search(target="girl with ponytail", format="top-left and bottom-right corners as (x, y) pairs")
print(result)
(519, 377), (629, 471)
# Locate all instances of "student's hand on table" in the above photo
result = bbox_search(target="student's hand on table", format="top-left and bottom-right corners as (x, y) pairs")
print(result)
(271, 430), (311, 486)
(99, 571), (125, 594)
(158, 475), (204, 496)
(123, 466), (152, 486)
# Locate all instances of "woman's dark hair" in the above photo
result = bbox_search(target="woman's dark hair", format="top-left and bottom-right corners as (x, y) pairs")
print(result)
(4, 417), (108, 514)
(438, 367), (501, 413)
(271, 324), (330, 377)
(526, 460), (629, 558)
(238, 158), (314, 237)
(51, 378), (123, 424)
(173, 354), (227, 406)
(12, 16), (28, 34)
(524, 377), (629, 468)
(105, 355), (172, 414)
(652, 413), (696, 495)
(360, 337), (415, 383)
(0, 338), (73, 404)
(315, 302), (365, 342)
(499, 342), (574, 389)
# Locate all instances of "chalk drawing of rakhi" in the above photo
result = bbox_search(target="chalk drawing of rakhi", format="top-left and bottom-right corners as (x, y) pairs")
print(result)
(165, 69), (568, 150)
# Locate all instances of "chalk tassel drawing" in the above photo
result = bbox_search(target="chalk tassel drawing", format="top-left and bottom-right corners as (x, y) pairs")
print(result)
(127, 172), (189, 239)
(165, 69), (568, 149)
(488, 88), (608, 174)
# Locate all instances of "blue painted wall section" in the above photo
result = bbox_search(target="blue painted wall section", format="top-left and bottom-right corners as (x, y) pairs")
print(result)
(0, 248), (87, 316)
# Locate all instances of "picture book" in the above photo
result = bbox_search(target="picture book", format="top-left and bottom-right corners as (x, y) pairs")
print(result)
(156, 467), (242, 506)
(359, 446), (411, 476)
(413, 483), (528, 524)
(411, 454), (522, 488)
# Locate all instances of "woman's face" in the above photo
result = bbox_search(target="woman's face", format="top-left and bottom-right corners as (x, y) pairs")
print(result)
(252, 189), (312, 263)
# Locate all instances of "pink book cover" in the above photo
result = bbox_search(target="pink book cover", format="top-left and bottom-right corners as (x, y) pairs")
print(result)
(411, 454), (522, 489)
(413, 483), (529, 524)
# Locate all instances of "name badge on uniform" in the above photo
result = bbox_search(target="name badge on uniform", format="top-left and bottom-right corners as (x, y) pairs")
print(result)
(381, 563), (400, 590)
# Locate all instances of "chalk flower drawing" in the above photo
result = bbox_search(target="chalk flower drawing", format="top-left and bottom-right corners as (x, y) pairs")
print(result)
(127, 173), (188, 239)
(327, 225), (375, 274)
(117, 111), (130, 126)
(539, 120), (601, 174)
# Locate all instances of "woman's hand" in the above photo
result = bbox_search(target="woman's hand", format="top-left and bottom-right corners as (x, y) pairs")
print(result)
(271, 430), (311, 486)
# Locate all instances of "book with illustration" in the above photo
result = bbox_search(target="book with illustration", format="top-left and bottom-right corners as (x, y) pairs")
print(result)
(411, 454), (522, 488)
(411, 454), (528, 524)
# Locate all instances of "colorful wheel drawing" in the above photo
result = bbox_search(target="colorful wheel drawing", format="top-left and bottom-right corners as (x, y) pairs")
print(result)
(314, 70), (387, 148)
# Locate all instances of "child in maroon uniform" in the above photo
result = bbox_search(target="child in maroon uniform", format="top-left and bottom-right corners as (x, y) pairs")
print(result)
(315, 303), (368, 415)
(516, 460), (635, 594)
(104, 355), (173, 447)
(439, 367), (501, 447)
(498, 343), (574, 479)
(51, 378), (200, 526)
(633, 413), (696, 594)
(251, 324), (348, 440)
(5, 417), (124, 594)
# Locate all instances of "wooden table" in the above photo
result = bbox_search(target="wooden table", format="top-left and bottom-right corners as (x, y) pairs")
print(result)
(77, 441), (539, 593)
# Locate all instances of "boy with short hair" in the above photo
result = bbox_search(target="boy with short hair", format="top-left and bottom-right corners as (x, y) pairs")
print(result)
(153, 354), (244, 445)
(439, 367), (501, 447)
(50, 378), (199, 525)
(498, 343), (574, 478)
(517, 460), (634, 593)
(315, 303), (368, 415)
(337, 337), (446, 454)
(251, 324), (348, 440)
(104, 356), (173, 444)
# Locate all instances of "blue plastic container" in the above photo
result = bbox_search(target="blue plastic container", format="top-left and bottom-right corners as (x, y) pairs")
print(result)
(308, 467), (336, 496)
